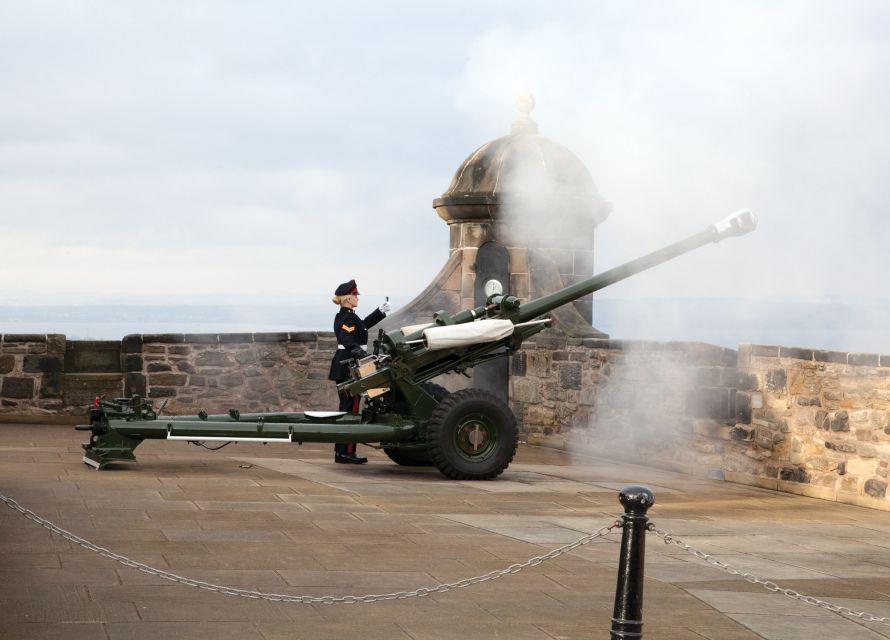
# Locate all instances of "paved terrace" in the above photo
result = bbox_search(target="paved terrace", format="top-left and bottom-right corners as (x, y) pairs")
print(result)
(1, 423), (889, 640)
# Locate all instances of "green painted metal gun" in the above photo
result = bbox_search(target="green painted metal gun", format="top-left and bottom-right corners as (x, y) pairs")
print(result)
(78, 210), (756, 479)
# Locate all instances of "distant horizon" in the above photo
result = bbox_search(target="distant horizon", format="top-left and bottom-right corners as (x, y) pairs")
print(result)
(2, 297), (888, 354)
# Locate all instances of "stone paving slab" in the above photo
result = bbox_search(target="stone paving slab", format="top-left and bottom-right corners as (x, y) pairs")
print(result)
(1, 423), (890, 639)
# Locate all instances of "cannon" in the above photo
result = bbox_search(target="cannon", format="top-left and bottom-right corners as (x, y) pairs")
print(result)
(78, 210), (757, 479)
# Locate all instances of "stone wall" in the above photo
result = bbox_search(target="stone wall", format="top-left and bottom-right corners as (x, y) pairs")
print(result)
(518, 338), (890, 511)
(513, 337), (742, 474)
(728, 344), (890, 509)
(0, 334), (67, 414)
(0, 332), (339, 417)
(122, 332), (338, 414)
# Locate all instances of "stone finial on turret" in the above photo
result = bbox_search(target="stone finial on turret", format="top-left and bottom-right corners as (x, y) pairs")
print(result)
(511, 93), (539, 135)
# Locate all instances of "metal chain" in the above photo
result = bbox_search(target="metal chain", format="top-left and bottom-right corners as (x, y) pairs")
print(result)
(649, 525), (890, 628)
(0, 492), (620, 604)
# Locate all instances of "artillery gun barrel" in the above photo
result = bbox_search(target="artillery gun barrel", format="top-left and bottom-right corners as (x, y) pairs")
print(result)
(514, 209), (757, 323)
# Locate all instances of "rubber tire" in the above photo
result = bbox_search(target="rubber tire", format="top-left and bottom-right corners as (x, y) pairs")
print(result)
(427, 388), (518, 480)
(384, 447), (434, 466)
(382, 382), (449, 467)
(421, 382), (449, 402)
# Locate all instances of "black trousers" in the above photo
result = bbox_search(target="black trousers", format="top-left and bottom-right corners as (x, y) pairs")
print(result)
(334, 387), (360, 456)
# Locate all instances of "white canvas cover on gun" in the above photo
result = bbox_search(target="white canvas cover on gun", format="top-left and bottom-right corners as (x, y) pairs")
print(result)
(421, 319), (515, 351)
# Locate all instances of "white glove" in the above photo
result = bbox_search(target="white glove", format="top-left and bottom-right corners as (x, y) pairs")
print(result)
(378, 300), (391, 314)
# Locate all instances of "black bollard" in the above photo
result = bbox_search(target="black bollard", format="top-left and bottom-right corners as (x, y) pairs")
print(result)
(610, 485), (656, 639)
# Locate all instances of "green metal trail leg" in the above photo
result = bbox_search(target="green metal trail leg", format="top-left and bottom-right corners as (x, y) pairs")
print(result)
(81, 433), (143, 470)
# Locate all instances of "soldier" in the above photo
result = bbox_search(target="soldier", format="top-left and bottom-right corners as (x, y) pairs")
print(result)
(328, 279), (390, 464)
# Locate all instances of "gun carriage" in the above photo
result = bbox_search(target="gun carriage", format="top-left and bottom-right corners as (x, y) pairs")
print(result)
(78, 210), (757, 479)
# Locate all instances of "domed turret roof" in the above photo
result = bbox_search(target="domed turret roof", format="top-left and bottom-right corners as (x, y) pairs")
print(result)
(433, 95), (612, 226)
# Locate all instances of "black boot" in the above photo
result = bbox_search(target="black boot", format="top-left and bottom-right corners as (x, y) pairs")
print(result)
(335, 452), (368, 464)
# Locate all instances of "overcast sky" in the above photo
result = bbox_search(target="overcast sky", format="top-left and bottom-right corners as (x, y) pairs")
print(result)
(2, 1), (889, 311)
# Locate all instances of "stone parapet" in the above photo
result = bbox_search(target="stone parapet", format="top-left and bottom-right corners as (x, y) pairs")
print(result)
(733, 343), (890, 509)
(0, 332), (339, 418)
(512, 338), (741, 476)
(0, 334), (68, 414)
(123, 332), (338, 414)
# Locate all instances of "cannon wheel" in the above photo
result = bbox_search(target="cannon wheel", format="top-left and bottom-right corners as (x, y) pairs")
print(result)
(384, 446), (434, 467)
(427, 389), (518, 480)
(383, 382), (449, 467)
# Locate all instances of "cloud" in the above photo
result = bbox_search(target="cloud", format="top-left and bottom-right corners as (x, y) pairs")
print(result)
(452, 3), (890, 301)
(1, 0), (889, 315)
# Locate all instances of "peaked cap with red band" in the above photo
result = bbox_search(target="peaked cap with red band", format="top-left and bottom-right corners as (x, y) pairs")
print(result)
(334, 279), (359, 296)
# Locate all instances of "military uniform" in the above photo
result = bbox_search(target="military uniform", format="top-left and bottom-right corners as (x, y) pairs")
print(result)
(327, 305), (385, 385)
(328, 279), (387, 463)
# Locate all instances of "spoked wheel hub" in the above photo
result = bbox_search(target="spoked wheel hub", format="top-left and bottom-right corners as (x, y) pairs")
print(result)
(454, 413), (498, 460)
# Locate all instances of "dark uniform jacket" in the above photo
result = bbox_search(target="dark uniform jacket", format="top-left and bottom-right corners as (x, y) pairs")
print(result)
(328, 307), (385, 382)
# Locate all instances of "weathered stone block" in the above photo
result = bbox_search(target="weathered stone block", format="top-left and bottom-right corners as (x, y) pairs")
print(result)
(830, 410), (850, 432)
(512, 378), (540, 404)
(825, 441), (856, 453)
(248, 378), (272, 393)
(46, 334), (66, 356)
(755, 428), (778, 450)
(1, 377), (35, 399)
(176, 362), (196, 374)
(511, 352), (527, 377)
(169, 345), (191, 356)
(779, 347), (813, 361)
(149, 373), (188, 386)
(523, 404), (558, 427)
(0, 354), (14, 374)
(814, 349), (847, 364)
(254, 332), (290, 343)
(779, 466), (809, 483)
(195, 351), (233, 367)
(149, 387), (178, 398)
(765, 369), (786, 392)
(183, 334), (219, 344)
(39, 373), (63, 398)
(125, 373), (146, 397)
(142, 334), (185, 344)
(815, 410), (829, 430)
(849, 352), (879, 366)
(752, 345), (780, 358)
(727, 371), (760, 391)
(864, 479), (887, 498)
(121, 355), (143, 372)
(121, 335), (143, 354)
(846, 458), (877, 477)
(559, 362), (582, 390)
(147, 362), (172, 372)
(3, 334), (46, 343)
(220, 373), (245, 387)
(796, 396), (821, 407)
(233, 351), (256, 365)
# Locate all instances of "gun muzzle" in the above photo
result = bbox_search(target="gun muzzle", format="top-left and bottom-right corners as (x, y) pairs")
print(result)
(710, 209), (758, 241)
